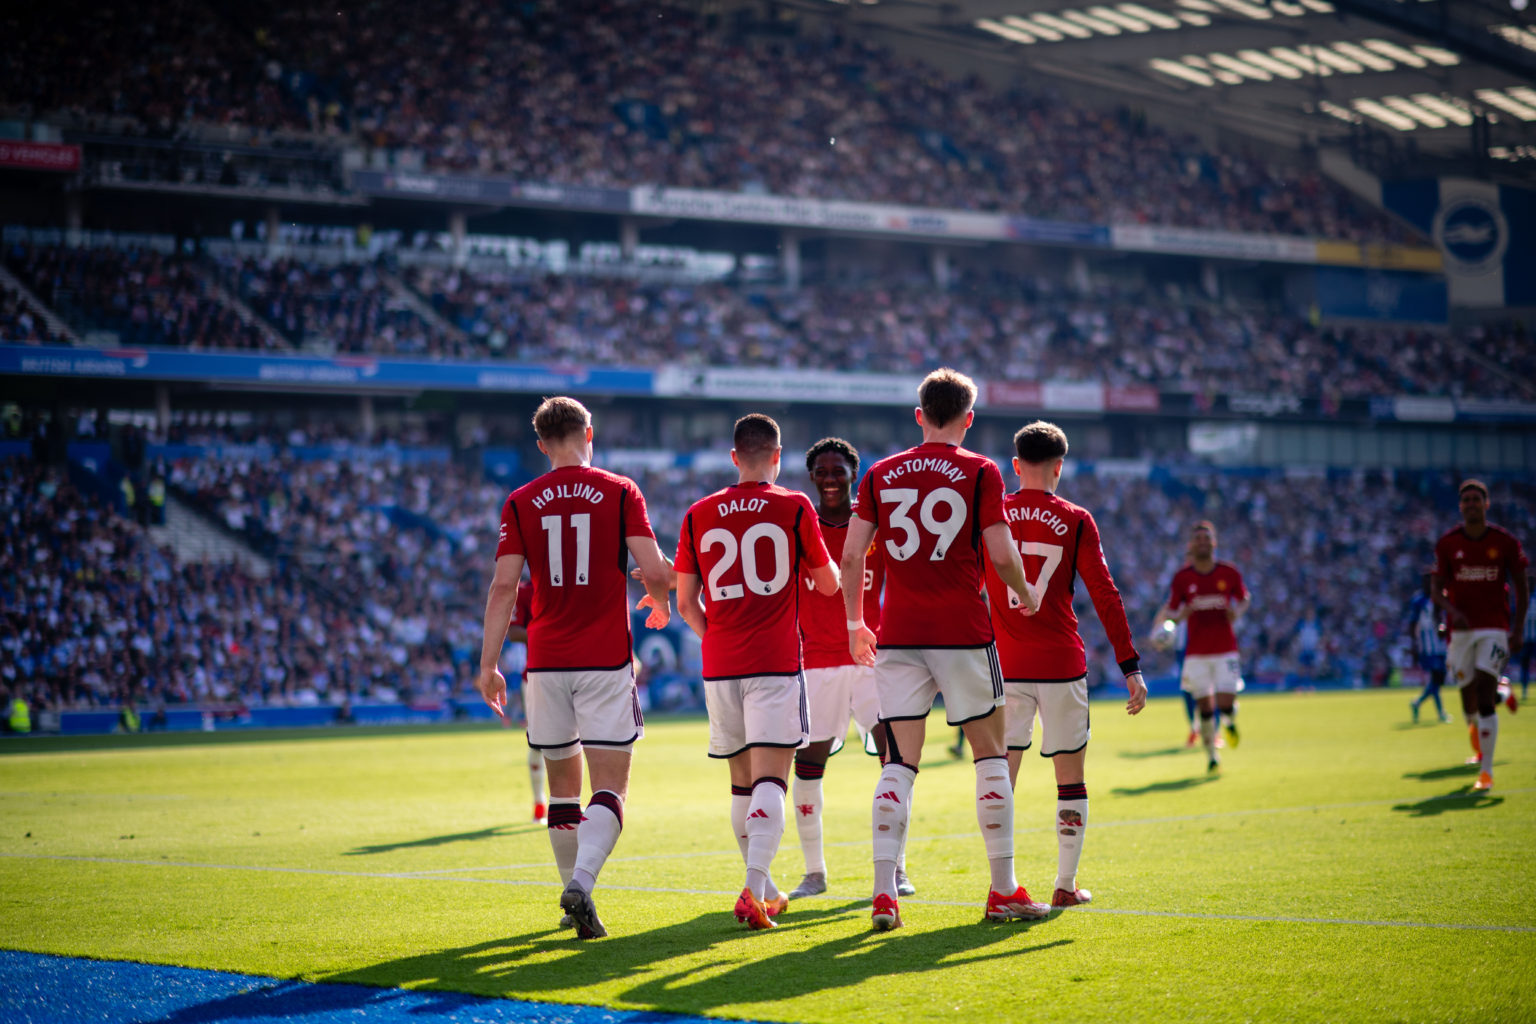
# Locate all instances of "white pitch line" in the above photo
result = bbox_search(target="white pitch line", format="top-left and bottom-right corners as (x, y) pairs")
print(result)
(3, 851), (1533, 935)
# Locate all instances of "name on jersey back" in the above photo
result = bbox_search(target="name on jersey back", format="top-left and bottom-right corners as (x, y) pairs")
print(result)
(881, 456), (965, 484)
(717, 497), (769, 515)
(530, 482), (606, 509)
(1005, 505), (1069, 536)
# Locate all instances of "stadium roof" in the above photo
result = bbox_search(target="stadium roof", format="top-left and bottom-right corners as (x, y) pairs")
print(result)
(781, 0), (1536, 178)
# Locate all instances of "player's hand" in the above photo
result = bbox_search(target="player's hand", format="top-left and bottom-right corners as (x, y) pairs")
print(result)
(637, 593), (671, 629)
(475, 665), (509, 722)
(631, 564), (679, 590)
(1015, 582), (1042, 616)
(849, 624), (878, 667)
(1124, 671), (1147, 715)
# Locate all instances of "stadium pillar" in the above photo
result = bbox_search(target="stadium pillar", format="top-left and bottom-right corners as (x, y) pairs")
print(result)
(930, 247), (950, 290)
(359, 395), (375, 441)
(449, 211), (467, 268)
(64, 194), (83, 246)
(1202, 261), (1220, 300)
(1071, 253), (1090, 295)
(265, 206), (281, 255)
(782, 231), (801, 289)
(620, 218), (639, 262)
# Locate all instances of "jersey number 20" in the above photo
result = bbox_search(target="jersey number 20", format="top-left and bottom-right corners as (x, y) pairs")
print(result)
(701, 524), (791, 600)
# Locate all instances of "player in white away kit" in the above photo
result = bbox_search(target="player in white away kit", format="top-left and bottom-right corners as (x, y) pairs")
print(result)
(673, 414), (839, 930)
(841, 368), (1045, 930)
(983, 422), (1146, 909)
(1430, 479), (1529, 792)
(1153, 521), (1249, 773)
(789, 437), (913, 901)
(476, 397), (673, 939)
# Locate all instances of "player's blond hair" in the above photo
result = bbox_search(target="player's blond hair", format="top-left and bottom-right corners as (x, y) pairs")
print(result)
(532, 396), (591, 442)
(918, 368), (977, 428)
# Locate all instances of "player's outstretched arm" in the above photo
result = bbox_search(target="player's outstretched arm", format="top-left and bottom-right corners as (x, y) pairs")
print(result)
(1124, 671), (1147, 715)
(982, 521), (1039, 613)
(676, 572), (707, 640)
(841, 516), (877, 665)
(628, 535), (673, 629)
(476, 553), (524, 720)
(630, 555), (678, 591)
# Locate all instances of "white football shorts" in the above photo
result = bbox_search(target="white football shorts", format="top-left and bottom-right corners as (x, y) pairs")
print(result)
(703, 672), (809, 759)
(1005, 678), (1090, 757)
(525, 666), (643, 754)
(1180, 653), (1245, 697)
(875, 645), (1004, 726)
(805, 664), (881, 754)
(1446, 629), (1511, 688)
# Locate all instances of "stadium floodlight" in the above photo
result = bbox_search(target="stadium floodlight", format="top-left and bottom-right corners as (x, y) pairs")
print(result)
(1316, 99), (1361, 123)
(1210, 0), (1275, 18)
(1237, 49), (1306, 78)
(1118, 3), (1183, 29)
(1177, 10), (1213, 24)
(1030, 12), (1096, 38)
(976, 18), (1039, 44)
(1009, 15), (1065, 40)
(1352, 98), (1420, 130)
(1329, 41), (1397, 71)
(1412, 44), (1461, 66)
(1491, 25), (1536, 51)
(1410, 94), (1475, 126)
(1269, 46), (1333, 75)
(1088, 7), (1154, 31)
(1307, 45), (1365, 73)
(1361, 39), (1427, 67)
(1476, 89), (1536, 120)
(1151, 58), (1217, 85)
(1209, 53), (1273, 80)
(1299, 0), (1333, 9)
(1061, 10), (1123, 34)
(1380, 96), (1447, 128)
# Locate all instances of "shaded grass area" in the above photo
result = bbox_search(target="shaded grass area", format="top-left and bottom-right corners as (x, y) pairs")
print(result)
(2, 691), (1533, 1024)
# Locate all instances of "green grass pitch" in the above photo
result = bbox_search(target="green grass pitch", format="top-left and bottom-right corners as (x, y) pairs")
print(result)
(2, 689), (1533, 1024)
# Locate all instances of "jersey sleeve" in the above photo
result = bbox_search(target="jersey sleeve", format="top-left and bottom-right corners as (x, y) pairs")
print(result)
(854, 471), (878, 527)
(797, 497), (832, 570)
(1078, 513), (1140, 674)
(1230, 567), (1249, 602)
(1434, 536), (1451, 582)
(622, 476), (656, 540)
(1509, 535), (1530, 577)
(1167, 571), (1187, 611)
(495, 494), (523, 559)
(673, 510), (699, 576)
(976, 460), (1006, 530)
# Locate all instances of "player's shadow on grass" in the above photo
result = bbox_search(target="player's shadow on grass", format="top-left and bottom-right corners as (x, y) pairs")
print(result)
(1401, 764), (1482, 782)
(1110, 776), (1219, 797)
(1391, 790), (1504, 817)
(1117, 746), (1190, 760)
(344, 824), (535, 856)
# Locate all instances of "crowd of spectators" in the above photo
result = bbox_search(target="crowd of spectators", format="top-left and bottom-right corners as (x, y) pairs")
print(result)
(0, 283), (65, 345)
(5, 0), (1413, 243)
(216, 255), (459, 355)
(4, 244), (276, 350)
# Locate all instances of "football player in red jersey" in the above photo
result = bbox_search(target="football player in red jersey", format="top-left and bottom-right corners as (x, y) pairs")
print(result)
(505, 575), (549, 825)
(675, 414), (839, 930)
(788, 437), (914, 902)
(1152, 521), (1249, 773)
(476, 397), (674, 940)
(840, 368), (1045, 930)
(1430, 479), (1529, 792)
(984, 422), (1146, 909)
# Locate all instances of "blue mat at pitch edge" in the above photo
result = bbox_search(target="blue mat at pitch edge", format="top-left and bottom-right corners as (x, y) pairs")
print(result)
(0, 950), (720, 1024)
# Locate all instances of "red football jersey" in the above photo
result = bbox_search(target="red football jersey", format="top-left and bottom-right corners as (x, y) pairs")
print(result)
(497, 465), (655, 671)
(1167, 562), (1247, 656)
(984, 490), (1139, 682)
(801, 516), (885, 670)
(676, 481), (831, 679)
(511, 578), (533, 632)
(1435, 524), (1528, 633)
(854, 442), (1005, 648)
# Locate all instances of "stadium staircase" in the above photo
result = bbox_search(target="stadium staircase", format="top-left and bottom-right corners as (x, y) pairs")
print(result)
(148, 495), (273, 577)
(193, 268), (291, 350)
(0, 263), (78, 343)
(378, 268), (469, 344)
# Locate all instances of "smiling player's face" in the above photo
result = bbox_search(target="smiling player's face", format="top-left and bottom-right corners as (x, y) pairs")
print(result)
(1189, 528), (1214, 561)
(811, 451), (853, 512)
(1460, 488), (1487, 529)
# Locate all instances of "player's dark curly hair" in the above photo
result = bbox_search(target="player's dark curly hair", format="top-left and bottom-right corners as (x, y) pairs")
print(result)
(805, 437), (859, 474)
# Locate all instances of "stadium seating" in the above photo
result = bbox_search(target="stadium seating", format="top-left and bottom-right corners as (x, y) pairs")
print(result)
(3, 0), (1413, 243)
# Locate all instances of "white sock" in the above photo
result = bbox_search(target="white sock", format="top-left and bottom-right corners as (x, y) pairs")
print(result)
(731, 786), (752, 863)
(1479, 713), (1499, 774)
(792, 775), (825, 875)
(547, 797), (581, 885)
(527, 748), (546, 807)
(1055, 785), (1088, 893)
(872, 762), (916, 898)
(570, 791), (623, 893)
(897, 786), (912, 874)
(745, 778), (787, 899)
(1200, 712), (1217, 756)
(975, 756), (1016, 893)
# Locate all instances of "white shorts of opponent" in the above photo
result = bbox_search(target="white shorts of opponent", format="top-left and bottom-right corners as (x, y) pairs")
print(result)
(1446, 629), (1512, 689)
(1004, 678), (1090, 757)
(525, 666), (643, 759)
(805, 664), (881, 755)
(703, 672), (810, 759)
(1180, 653), (1245, 698)
(875, 645), (1004, 726)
